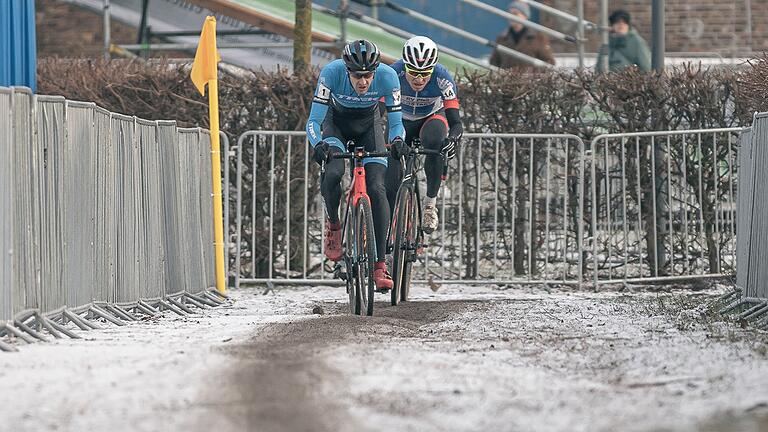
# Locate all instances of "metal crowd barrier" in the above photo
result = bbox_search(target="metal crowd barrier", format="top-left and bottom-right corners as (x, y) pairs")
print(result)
(232, 129), (742, 289)
(736, 113), (768, 301)
(0, 86), (226, 352)
(588, 128), (741, 285)
(233, 132), (588, 288)
(720, 113), (768, 327)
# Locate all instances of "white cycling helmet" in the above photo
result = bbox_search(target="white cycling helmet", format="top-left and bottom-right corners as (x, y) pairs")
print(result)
(402, 36), (439, 71)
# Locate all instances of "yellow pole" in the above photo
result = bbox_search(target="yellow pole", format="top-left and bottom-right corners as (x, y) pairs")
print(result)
(191, 16), (226, 295)
(208, 78), (227, 296)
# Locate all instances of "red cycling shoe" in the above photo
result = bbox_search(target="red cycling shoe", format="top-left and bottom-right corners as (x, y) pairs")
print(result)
(374, 261), (394, 291)
(324, 220), (343, 261)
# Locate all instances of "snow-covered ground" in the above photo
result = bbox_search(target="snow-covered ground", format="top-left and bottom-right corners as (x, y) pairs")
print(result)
(2, 283), (768, 432)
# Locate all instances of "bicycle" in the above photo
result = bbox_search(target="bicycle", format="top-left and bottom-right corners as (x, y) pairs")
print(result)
(322, 141), (389, 316)
(388, 138), (449, 305)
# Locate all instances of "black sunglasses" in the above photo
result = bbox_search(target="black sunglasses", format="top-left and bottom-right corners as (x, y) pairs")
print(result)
(349, 70), (375, 79)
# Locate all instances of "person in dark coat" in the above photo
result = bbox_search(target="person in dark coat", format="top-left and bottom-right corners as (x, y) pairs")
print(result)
(596, 9), (652, 72)
(489, 1), (555, 69)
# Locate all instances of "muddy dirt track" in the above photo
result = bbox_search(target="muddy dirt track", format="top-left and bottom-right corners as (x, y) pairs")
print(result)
(211, 286), (768, 432)
(3, 285), (768, 432)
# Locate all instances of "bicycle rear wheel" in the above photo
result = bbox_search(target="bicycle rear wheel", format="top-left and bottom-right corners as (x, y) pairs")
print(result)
(400, 189), (419, 303)
(391, 184), (415, 305)
(354, 198), (377, 316)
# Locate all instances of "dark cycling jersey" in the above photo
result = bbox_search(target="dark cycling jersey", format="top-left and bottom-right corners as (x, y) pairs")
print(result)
(306, 59), (405, 156)
(390, 60), (460, 121)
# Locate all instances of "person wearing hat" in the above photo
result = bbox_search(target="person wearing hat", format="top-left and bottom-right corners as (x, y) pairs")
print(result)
(489, 1), (555, 69)
(596, 9), (651, 72)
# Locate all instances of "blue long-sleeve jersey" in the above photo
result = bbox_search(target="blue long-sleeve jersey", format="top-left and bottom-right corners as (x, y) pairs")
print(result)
(305, 60), (405, 149)
(390, 60), (460, 121)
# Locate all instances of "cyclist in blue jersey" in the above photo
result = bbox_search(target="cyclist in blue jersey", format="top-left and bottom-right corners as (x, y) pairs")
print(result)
(305, 40), (406, 291)
(387, 36), (464, 234)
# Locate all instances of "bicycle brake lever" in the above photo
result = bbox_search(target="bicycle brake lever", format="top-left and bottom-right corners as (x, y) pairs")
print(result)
(441, 155), (449, 181)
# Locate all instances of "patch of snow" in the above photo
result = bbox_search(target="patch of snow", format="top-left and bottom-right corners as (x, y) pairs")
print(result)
(1, 284), (767, 432)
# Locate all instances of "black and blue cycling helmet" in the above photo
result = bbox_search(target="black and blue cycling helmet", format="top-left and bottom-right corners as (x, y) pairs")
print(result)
(342, 40), (381, 72)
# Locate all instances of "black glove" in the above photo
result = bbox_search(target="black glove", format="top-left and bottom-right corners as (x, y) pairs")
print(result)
(389, 137), (410, 159)
(313, 140), (330, 165)
(443, 136), (460, 160)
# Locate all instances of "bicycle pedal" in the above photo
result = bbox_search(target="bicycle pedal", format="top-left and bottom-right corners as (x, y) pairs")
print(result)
(415, 243), (428, 255)
(333, 264), (347, 281)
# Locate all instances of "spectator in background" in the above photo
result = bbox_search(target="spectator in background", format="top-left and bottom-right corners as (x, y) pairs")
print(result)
(489, 1), (555, 69)
(597, 9), (652, 73)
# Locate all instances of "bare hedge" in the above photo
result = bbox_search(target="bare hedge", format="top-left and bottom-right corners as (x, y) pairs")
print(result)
(39, 58), (767, 137)
(36, 58), (768, 279)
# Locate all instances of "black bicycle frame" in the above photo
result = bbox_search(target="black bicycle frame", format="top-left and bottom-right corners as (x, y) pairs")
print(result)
(389, 139), (448, 246)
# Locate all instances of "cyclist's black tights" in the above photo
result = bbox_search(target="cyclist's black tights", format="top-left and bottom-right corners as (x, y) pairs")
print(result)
(322, 147), (389, 263)
(386, 116), (448, 216)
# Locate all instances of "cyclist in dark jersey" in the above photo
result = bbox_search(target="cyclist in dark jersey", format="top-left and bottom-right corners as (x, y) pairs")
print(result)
(306, 40), (406, 291)
(387, 36), (464, 234)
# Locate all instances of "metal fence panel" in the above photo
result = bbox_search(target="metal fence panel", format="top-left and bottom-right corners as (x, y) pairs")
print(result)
(63, 101), (98, 309)
(736, 127), (754, 294)
(136, 119), (166, 300)
(178, 128), (209, 294)
(12, 88), (37, 314)
(198, 130), (216, 292)
(0, 88), (13, 320)
(588, 129), (740, 284)
(738, 113), (768, 300)
(93, 107), (116, 303)
(435, 134), (587, 283)
(35, 95), (67, 313)
(112, 113), (141, 303)
(157, 121), (185, 295)
(221, 131), (231, 286)
(752, 114), (768, 300)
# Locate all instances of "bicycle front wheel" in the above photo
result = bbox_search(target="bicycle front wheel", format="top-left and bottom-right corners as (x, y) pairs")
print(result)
(391, 184), (415, 305)
(344, 207), (360, 315)
(355, 198), (377, 316)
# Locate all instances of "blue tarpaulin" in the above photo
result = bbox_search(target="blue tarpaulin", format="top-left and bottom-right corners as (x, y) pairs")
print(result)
(1, 0), (37, 91)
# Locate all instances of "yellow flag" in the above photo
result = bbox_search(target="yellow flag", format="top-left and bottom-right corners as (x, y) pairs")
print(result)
(190, 16), (221, 96)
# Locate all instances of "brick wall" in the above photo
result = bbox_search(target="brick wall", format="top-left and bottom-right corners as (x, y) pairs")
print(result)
(36, 0), (139, 57)
(542, 0), (768, 54)
(36, 0), (187, 58)
(37, 0), (768, 58)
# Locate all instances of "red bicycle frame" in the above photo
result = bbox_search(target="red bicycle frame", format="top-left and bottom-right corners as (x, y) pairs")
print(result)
(348, 148), (370, 207)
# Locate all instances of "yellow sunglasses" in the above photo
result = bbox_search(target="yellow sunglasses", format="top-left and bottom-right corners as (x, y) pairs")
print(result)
(405, 65), (434, 78)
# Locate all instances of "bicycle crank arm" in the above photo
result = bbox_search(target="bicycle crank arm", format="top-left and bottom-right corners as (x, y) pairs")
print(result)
(404, 242), (429, 252)
(333, 264), (348, 281)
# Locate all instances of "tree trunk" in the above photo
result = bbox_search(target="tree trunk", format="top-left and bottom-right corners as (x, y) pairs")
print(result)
(293, 0), (312, 73)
